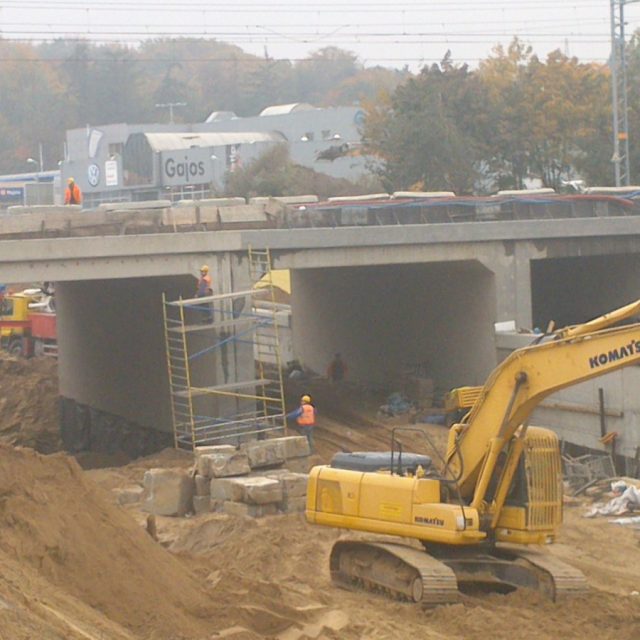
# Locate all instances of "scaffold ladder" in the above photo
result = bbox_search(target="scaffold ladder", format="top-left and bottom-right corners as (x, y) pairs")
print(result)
(248, 246), (287, 425)
(162, 292), (196, 448)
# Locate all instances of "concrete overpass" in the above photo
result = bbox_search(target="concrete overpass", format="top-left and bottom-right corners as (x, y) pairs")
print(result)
(2, 197), (640, 459)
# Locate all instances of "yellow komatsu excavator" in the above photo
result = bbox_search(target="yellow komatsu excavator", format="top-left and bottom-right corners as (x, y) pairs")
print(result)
(306, 299), (640, 605)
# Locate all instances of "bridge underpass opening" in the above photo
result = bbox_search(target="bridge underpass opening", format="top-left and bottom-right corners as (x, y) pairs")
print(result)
(530, 253), (640, 330)
(57, 275), (201, 455)
(290, 261), (497, 397)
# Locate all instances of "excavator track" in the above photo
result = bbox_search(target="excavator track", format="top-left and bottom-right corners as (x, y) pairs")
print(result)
(329, 541), (588, 606)
(509, 548), (588, 599)
(329, 541), (459, 607)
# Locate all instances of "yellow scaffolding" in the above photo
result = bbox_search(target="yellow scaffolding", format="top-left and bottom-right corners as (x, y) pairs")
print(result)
(163, 248), (287, 450)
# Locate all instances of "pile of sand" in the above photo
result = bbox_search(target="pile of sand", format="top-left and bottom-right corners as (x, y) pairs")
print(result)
(0, 445), (218, 638)
(0, 445), (348, 639)
(0, 354), (60, 453)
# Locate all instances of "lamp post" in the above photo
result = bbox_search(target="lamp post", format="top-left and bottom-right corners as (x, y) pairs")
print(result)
(26, 158), (40, 181)
(610, 0), (640, 186)
(155, 102), (187, 124)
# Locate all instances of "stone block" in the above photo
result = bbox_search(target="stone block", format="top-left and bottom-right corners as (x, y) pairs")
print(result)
(279, 496), (307, 513)
(142, 468), (194, 517)
(276, 472), (308, 498)
(113, 485), (144, 505)
(285, 457), (311, 474)
(234, 477), (283, 504)
(195, 474), (210, 496)
(208, 452), (251, 478)
(241, 440), (286, 469)
(193, 495), (211, 515)
(195, 444), (236, 458)
(274, 436), (311, 459)
(195, 445), (236, 476)
(223, 501), (278, 518)
(210, 478), (245, 502)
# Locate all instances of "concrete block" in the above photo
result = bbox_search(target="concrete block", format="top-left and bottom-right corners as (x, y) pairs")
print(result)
(142, 468), (194, 517)
(279, 496), (307, 513)
(8, 205), (82, 214)
(198, 197), (246, 207)
(273, 435), (311, 459)
(285, 457), (311, 474)
(233, 477), (283, 504)
(223, 501), (278, 518)
(273, 472), (308, 498)
(98, 200), (171, 211)
(113, 485), (144, 505)
(248, 195), (318, 205)
(195, 444), (236, 458)
(208, 452), (251, 478)
(195, 474), (210, 496)
(193, 495), (211, 515)
(241, 440), (286, 469)
(162, 206), (197, 226)
(210, 478), (245, 502)
(195, 445), (236, 477)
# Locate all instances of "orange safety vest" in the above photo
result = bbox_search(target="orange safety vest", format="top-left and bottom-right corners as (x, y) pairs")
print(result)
(196, 273), (212, 296)
(65, 183), (82, 205)
(297, 403), (315, 426)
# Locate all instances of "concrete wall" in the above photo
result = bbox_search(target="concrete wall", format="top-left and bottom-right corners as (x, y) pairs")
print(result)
(531, 253), (640, 329)
(291, 260), (496, 392)
(57, 276), (192, 432)
(531, 368), (640, 460)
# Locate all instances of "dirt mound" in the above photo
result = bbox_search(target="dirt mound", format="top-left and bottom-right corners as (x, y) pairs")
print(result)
(0, 354), (60, 453)
(0, 445), (217, 639)
(164, 508), (640, 640)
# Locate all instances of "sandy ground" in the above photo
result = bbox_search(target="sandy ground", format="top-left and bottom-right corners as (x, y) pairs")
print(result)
(1, 361), (639, 639)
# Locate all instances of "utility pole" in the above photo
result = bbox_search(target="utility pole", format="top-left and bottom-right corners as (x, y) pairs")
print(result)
(155, 102), (187, 125)
(610, 0), (639, 186)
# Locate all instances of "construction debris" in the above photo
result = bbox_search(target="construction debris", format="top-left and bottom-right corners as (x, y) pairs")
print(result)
(563, 452), (617, 495)
(584, 480), (640, 519)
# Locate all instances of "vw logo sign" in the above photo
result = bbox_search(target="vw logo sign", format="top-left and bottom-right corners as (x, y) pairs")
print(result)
(87, 163), (100, 187)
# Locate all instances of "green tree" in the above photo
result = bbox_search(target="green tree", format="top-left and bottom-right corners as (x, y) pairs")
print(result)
(223, 144), (381, 199)
(361, 54), (486, 193)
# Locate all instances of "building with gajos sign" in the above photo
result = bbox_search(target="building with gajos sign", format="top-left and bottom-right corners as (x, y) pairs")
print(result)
(60, 103), (368, 208)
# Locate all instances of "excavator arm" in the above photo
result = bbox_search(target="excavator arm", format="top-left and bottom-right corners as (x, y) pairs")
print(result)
(447, 318), (640, 517)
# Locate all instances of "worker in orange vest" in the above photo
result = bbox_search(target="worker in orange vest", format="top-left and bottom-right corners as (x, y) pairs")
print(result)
(195, 264), (213, 323)
(195, 265), (213, 297)
(64, 177), (82, 205)
(287, 394), (316, 453)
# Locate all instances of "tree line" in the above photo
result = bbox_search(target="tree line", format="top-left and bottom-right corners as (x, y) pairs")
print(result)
(1, 36), (639, 193)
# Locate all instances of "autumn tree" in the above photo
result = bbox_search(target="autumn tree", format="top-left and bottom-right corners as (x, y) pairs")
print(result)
(477, 40), (611, 190)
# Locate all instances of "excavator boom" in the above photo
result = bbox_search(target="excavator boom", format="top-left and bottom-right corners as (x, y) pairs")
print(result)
(448, 321), (640, 508)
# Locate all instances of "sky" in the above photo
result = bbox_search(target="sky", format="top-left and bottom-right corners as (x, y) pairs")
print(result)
(2, 0), (640, 70)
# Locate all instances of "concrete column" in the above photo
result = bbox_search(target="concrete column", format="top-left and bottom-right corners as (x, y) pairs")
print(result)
(480, 241), (534, 331)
